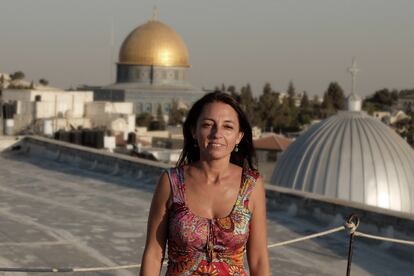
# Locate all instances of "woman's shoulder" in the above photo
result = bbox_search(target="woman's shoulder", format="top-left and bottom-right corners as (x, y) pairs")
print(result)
(243, 166), (261, 181)
(165, 165), (184, 177)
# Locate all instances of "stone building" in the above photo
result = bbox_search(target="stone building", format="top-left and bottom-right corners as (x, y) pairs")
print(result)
(1, 87), (135, 137)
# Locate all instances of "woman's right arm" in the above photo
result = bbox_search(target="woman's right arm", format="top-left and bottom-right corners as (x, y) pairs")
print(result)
(140, 171), (171, 276)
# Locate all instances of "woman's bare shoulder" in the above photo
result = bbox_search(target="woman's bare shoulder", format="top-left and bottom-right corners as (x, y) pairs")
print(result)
(153, 170), (172, 209)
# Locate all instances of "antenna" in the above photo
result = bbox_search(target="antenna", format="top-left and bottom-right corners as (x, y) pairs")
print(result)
(109, 16), (115, 83)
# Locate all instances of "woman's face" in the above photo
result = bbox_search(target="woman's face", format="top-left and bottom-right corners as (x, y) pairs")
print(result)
(193, 101), (244, 161)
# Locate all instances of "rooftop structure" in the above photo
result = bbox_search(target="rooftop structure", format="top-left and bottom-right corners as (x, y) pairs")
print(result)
(0, 137), (413, 275)
(254, 133), (292, 152)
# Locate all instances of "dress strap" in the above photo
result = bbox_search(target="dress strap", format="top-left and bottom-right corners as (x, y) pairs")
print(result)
(238, 168), (259, 205)
(166, 166), (186, 204)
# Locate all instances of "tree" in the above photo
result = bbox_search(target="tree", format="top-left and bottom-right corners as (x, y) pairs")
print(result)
(226, 85), (240, 102)
(300, 91), (310, 110)
(39, 78), (49, 86)
(322, 82), (345, 116)
(287, 81), (296, 108)
(10, 71), (25, 80)
(155, 104), (166, 130)
(227, 85), (236, 95)
(240, 83), (258, 125)
(362, 101), (376, 115)
(310, 95), (323, 119)
(298, 91), (312, 125)
(168, 100), (186, 125)
(136, 113), (153, 127)
(257, 83), (281, 130)
(363, 88), (400, 112)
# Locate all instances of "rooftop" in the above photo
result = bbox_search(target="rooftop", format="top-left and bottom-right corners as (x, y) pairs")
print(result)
(0, 138), (413, 275)
(253, 133), (292, 151)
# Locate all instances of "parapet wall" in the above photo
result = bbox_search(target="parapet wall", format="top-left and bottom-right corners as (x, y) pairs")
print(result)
(265, 182), (414, 260)
(7, 135), (169, 181)
(266, 184), (414, 232)
(5, 136), (414, 257)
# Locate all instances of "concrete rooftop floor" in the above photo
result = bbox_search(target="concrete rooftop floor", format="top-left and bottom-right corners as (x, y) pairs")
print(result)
(0, 152), (413, 276)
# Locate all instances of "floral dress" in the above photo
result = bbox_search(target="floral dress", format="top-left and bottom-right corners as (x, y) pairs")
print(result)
(166, 166), (258, 276)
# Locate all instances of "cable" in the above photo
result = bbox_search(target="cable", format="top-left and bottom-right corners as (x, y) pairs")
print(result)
(1, 225), (414, 273)
(267, 226), (344, 248)
(355, 231), (414, 245)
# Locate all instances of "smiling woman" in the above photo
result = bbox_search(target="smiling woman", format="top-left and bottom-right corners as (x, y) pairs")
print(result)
(140, 91), (270, 276)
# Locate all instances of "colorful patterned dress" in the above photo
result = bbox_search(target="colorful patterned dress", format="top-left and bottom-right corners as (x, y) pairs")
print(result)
(166, 166), (258, 276)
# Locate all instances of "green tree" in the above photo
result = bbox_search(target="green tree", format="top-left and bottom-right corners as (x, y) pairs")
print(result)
(227, 85), (236, 94)
(362, 101), (376, 115)
(298, 91), (312, 125)
(311, 95), (322, 119)
(322, 82), (345, 117)
(287, 81), (296, 108)
(240, 83), (258, 125)
(154, 104), (166, 130)
(326, 82), (345, 110)
(168, 100), (186, 125)
(278, 96), (301, 132)
(300, 91), (310, 110)
(10, 71), (25, 80)
(136, 112), (153, 127)
(364, 88), (399, 111)
(226, 85), (240, 102)
(39, 78), (49, 86)
(257, 83), (281, 130)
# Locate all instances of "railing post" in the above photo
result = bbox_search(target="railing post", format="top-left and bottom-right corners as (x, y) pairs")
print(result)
(345, 214), (360, 276)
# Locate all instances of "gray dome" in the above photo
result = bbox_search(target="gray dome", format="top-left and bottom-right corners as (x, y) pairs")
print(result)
(271, 111), (414, 214)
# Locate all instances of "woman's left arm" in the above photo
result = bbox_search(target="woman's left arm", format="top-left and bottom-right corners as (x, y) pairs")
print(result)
(247, 176), (271, 276)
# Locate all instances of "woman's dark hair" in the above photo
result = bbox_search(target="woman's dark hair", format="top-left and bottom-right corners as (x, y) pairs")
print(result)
(177, 91), (257, 170)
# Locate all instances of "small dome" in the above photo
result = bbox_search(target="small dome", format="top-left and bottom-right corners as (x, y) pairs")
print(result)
(271, 111), (414, 214)
(119, 20), (189, 67)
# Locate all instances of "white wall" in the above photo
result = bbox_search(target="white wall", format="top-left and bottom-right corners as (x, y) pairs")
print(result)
(2, 89), (93, 119)
(85, 102), (133, 117)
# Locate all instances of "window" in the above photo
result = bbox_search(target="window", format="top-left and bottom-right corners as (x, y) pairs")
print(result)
(135, 103), (143, 113)
(145, 103), (152, 113)
(164, 103), (171, 113)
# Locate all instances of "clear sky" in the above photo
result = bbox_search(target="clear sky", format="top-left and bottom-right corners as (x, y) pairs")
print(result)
(1, 0), (413, 97)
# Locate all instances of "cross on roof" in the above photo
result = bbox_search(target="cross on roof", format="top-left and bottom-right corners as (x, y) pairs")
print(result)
(348, 58), (360, 94)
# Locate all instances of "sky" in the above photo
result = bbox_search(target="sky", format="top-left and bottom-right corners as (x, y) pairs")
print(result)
(1, 0), (414, 97)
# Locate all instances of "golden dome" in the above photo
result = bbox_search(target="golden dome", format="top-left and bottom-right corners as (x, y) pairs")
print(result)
(119, 20), (190, 67)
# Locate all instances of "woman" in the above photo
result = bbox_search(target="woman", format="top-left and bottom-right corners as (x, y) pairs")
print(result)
(140, 91), (270, 275)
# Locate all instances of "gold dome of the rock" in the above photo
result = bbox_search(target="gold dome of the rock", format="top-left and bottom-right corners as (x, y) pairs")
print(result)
(119, 20), (190, 67)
